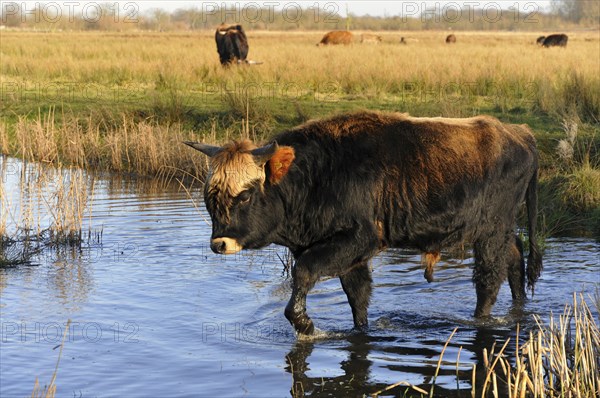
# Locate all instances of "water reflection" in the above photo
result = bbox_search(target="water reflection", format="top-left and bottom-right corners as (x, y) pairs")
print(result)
(285, 324), (523, 397)
(1, 156), (598, 397)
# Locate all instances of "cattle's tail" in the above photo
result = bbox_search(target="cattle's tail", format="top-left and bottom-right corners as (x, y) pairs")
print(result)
(526, 167), (543, 294)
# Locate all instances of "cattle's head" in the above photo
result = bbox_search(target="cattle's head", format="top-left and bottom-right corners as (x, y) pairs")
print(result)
(185, 140), (295, 254)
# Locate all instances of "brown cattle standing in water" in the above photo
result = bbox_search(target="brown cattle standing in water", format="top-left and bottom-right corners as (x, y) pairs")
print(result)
(215, 24), (249, 65)
(542, 34), (568, 48)
(185, 111), (543, 336)
(318, 31), (354, 46)
(361, 33), (382, 44)
(446, 34), (457, 43)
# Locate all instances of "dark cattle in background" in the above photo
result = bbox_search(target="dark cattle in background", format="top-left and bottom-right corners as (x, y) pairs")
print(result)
(185, 111), (543, 336)
(542, 34), (568, 48)
(215, 24), (249, 65)
(318, 30), (354, 46)
(446, 34), (456, 43)
(536, 36), (546, 46)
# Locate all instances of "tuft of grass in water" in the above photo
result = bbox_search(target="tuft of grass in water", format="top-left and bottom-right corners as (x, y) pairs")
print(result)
(31, 320), (71, 398)
(372, 293), (599, 398)
(0, 160), (100, 267)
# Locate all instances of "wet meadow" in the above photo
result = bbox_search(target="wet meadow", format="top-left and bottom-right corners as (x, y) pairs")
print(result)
(1, 28), (599, 397)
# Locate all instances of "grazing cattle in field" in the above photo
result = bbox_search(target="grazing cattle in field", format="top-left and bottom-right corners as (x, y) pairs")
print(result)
(361, 33), (382, 44)
(446, 34), (456, 43)
(536, 36), (546, 46)
(542, 33), (568, 47)
(185, 111), (542, 336)
(215, 24), (249, 65)
(318, 30), (354, 46)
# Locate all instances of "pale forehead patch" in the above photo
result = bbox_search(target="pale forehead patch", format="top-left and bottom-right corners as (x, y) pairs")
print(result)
(208, 151), (265, 198)
(205, 140), (267, 199)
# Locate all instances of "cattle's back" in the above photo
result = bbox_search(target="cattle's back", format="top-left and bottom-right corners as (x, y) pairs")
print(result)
(277, 111), (533, 173)
(273, 111), (536, 211)
(266, 110), (538, 251)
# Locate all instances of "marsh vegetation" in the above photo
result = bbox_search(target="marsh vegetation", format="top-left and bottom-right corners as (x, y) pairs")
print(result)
(1, 30), (598, 237)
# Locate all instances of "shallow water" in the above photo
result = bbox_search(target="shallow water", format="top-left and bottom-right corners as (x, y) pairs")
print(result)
(1, 157), (598, 397)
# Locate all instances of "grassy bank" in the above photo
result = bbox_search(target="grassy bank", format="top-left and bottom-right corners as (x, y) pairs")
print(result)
(1, 31), (599, 237)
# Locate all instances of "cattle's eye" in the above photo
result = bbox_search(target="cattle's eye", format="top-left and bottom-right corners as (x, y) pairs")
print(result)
(236, 190), (252, 205)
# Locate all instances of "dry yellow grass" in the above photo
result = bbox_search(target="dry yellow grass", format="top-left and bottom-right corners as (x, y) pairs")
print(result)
(1, 30), (598, 106)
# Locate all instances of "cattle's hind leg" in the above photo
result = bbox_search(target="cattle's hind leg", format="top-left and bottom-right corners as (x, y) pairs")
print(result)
(507, 235), (526, 301)
(473, 233), (512, 318)
(339, 260), (372, 330)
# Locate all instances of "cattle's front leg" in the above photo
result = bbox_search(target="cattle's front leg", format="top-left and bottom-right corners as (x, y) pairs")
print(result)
(285, 225), (379, 336)
(285, 265), (318, 335)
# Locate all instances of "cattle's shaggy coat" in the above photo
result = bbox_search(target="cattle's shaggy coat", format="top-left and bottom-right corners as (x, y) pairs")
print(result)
(215, 24), (249, 65)
(185, 111), (543, 336)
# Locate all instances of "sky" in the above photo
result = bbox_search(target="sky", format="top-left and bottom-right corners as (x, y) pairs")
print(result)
(9, 1), (554, 18)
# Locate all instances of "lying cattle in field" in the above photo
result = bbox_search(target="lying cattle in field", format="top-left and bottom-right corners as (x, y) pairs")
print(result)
(361, 33), (382, 44)
(536, 36), (546, 46)
(185, 111), (542, 336)
(542, 33), (568, 47)
(318, 30), (354, 46)
(215, 24), (249, 65)
(446, 33), (456, 43)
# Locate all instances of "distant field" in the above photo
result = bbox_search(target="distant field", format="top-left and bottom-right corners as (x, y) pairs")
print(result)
(1, 30), (598, 124)
(1, 30), (598, 235)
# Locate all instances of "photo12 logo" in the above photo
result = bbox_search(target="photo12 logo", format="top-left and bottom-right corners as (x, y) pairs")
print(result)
(1, 321), (140, 344)
(399, 1), (539, 23)
(200, 2), (340, 24)
(1, 2), (140, 24)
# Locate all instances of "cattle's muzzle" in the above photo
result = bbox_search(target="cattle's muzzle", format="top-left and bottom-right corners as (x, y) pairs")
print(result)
(210, 237), (243, 255)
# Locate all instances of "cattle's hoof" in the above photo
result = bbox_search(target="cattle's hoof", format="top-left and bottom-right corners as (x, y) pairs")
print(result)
(285, 309), (315, 336)
(424, 270), (434, 283)
(295, 317), (314, 336)
(352, 324), (369, 334)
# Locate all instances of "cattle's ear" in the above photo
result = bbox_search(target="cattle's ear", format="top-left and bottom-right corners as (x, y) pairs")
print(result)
(267, 146), (295, 185)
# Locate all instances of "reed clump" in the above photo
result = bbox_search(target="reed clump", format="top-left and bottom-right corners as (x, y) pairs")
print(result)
(372, 293), (600, 398)
(0, 160), (97, 267)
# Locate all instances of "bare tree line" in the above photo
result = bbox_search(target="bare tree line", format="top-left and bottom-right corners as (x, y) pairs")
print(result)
(0, 1), (598, 31)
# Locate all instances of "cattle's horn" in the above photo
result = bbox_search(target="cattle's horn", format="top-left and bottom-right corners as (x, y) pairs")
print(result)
(251, 141), (279, 165)
(183, 141), (222, 158)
